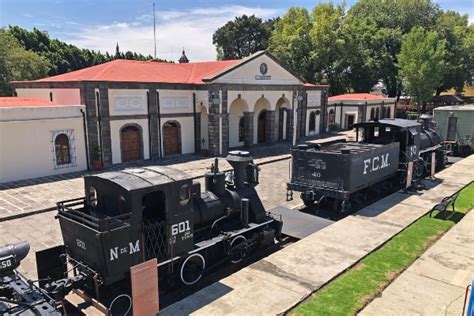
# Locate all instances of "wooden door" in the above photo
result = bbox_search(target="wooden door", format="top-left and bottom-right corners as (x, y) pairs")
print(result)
(163, 122), (180, 156)
(121, 126), (141, 162)
(258, 111), (266, 143)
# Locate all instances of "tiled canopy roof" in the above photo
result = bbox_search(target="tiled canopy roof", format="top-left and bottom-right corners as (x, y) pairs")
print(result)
(35, 59), (240, 84)
(0, 97), (58, 108)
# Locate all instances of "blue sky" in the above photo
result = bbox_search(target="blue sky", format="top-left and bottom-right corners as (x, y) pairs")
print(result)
(1, 0), (472, 61)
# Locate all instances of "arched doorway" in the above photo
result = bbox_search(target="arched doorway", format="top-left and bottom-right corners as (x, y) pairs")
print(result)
(120, 125), (142, 162)
(275, 97), (290, 141)
(229, 99), (249, 148)
(258, 110), (266, 143)
(163, 121), (181, 156)
(200, 106), (209, 151)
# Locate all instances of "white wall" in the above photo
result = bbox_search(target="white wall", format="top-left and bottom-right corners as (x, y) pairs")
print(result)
(0, 107), (87, 183)
(108, 89), (148, 116)
(159, 90), (194, 114)
(110, 119), (150, 164)
(16, 88), (81, 105)
(160, 117), (195, 155)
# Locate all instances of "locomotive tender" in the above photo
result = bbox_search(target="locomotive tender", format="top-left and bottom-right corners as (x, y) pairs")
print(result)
(288, 118), (447, 211)
(40, 150), (282, 307)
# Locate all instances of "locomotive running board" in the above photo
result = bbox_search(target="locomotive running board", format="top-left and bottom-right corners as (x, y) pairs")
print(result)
(269, 206), (334, 239)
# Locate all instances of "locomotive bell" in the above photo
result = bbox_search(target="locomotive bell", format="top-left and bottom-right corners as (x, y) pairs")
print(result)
(226, 151), (253, 187)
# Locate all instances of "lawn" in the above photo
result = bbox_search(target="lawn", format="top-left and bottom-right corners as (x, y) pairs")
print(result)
(293, 182), (474, 316)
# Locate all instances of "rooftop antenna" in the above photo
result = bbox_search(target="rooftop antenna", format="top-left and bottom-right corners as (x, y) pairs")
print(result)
(153, 2), (157, 59)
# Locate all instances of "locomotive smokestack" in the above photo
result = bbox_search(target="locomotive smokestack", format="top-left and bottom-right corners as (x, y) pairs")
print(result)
(226, 150), (253, 187)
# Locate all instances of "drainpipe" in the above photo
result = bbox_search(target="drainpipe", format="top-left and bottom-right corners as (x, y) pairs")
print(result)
(156, 91), (162, 158)
(80, 108), (90, 170)
(147, 91), (152, 160)
(193, 92), (197, 153)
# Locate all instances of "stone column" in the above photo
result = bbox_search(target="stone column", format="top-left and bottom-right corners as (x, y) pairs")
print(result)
(195, 114), (201, 153)
(287, 108), (294, 144)
(243, 111), (253, 147)
(207, 87), (220, 156)
(265, 110), (276, 143)
(83, 85), (98, 169)
(221, 89), (229, 154)
(98, 86), (112, 166)
(148, 89), (160, 159)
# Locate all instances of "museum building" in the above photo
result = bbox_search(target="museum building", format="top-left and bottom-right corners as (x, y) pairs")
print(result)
(11, 51), (329, 168)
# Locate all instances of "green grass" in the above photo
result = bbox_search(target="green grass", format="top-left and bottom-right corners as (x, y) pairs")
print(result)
(293, 182), (474, 316)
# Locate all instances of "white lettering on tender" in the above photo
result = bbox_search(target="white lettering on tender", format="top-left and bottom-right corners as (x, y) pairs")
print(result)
(129, 240), (140, 254)
(363, 154), (390, 175)
(110, 247), (119, 261)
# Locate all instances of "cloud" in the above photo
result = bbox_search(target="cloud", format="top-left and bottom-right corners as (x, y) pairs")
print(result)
(62, 5), (282, 61)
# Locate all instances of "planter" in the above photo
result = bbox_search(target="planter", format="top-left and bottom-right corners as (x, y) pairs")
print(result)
(94, 160), (102, 170)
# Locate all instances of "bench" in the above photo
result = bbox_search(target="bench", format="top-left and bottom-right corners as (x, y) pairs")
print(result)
(429, 191), (461, 219)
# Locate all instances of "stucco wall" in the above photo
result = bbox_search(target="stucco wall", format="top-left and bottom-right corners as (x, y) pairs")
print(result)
(16, 88), (81, 105)
(159, 90), (194, 114)
(110, 119), (150, 164)
(108, 89), (148, 116)
(0, 107), (87, 183)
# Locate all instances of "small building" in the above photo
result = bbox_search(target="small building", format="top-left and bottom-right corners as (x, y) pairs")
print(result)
(327, 93), (396, 130)
(11, 51), (329, 168)
(0, 97), (87, 183)
(433, 104), (474, 154)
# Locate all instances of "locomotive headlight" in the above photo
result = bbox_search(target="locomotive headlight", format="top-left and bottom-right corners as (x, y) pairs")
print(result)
(179, 184), (191, 205)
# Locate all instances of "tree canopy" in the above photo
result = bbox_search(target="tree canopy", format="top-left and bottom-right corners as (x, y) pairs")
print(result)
(397, 26), (446, 105)
(0, 29), (50, 96)
(213, 15), (277, 60)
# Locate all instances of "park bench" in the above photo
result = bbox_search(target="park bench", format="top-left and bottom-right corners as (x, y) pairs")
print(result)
(428, 191), (461, 219)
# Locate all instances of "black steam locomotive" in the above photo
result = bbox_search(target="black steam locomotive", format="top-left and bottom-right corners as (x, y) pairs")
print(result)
(288, 117), (447, 212)
(35, 151), (282, 310)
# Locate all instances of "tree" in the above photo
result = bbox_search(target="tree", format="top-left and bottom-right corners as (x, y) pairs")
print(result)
(397, 27), (446, 105)
(268, 7), (314, 83)
(213, 15), (274, 60)
(434, 11), (473, 94)
(349, 0), (440, 97)
(0, 29), (50, 96)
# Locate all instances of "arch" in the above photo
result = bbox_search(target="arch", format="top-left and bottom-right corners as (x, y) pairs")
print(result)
(257, 110), (267, 143)
(253, 97), (271, 144)
(200, 105), (209, 150)
(309, 112), (316, 132)
(328, 109), (335, 126)
(229, 98), (249, 148)
(370, 108), (375, 120)
(163, 121), (181, 156)
(275, 97), (290, 141)
(120, 124), (143, 162)
(55, 133), (71, 165)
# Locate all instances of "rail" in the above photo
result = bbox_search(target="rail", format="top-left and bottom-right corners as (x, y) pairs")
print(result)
(57, 197), (131, 232)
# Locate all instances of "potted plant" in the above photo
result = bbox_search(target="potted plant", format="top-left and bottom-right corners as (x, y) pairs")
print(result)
(92, 144), (102, 170)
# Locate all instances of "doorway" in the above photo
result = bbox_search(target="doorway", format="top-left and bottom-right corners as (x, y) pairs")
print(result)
(163, 121), (181, 156)
(346, 114), (355, 130)
(258, 110), (266, 143)
(120, 125), (142, 162)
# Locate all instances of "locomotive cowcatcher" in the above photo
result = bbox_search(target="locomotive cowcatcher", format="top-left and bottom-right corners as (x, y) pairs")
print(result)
(37, 150), (282, 309)
(287, 117), (447, 212)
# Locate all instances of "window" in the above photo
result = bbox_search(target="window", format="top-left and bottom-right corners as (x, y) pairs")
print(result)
(238, 117), (245, 142)
(309, 112), (316, 132)
(55, 134), (71, 165)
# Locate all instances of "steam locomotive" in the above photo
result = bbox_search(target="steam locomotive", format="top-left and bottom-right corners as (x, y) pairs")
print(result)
(287, 117), (447, 212)
(33, 150), (282, 311)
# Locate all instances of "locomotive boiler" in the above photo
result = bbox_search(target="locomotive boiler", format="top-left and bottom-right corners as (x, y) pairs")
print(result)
(288, 118), (447, 212)
(36, 150), (282, 310)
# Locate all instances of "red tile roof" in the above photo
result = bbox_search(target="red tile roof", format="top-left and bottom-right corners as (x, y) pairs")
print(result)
(329, 93), (388, 101)
(0, 97), (59, 108)
(36, 59), (240, 84)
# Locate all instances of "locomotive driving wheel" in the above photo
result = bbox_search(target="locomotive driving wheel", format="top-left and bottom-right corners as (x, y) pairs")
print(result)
(180, 254), (206, 285)
(229, 235), (247, 264)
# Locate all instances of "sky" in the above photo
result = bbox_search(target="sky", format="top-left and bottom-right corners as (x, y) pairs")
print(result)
(0, 0), (472, 62)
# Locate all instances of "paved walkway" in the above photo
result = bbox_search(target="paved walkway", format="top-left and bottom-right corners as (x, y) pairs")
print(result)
(0, 132), (351, 221)
(360, 208), (474, 316)
(161, 156), (474, 315)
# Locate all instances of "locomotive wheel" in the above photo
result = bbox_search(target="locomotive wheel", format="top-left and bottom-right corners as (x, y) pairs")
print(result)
(180, 254), (206, 286)
(332, 199), (342, 212)
(301, 193), (315, 207)
(229, 235), (247, 264)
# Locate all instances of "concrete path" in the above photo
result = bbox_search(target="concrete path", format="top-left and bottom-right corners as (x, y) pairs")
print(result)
(161, 156), (474, 315)
(360, 209), (474, 316)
